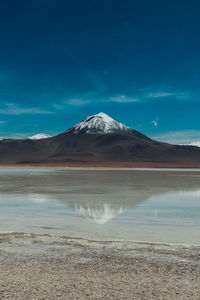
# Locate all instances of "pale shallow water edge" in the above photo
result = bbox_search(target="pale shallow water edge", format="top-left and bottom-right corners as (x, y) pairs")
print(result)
(1, 232), (200, 257)
(0, 169), (200, 244)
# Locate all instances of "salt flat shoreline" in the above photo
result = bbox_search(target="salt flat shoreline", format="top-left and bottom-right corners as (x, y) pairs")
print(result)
(0, 168), (199, 299)
(1, 162), (200, 169)
(1, 165), (200, 173)
(0, 232), (200, 299)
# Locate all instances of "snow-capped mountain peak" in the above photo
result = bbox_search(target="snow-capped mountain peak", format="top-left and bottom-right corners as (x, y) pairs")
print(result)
(190, 141), (200, 147)
(68, 112), (130, 134)
(28, 133), (52, 140)
(182, 141), (200, 147)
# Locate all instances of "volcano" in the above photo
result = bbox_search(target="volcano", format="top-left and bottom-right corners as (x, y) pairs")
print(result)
(0, 112), (200, 165)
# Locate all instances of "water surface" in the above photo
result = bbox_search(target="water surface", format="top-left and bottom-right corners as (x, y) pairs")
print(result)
(0, 168), (200, 244)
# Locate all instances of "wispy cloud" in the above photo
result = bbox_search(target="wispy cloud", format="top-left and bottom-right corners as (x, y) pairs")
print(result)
(64, 99), (91, 106)
(152, 130), (200, 144)
(57, 94), (139, 108)
(152, 120), (158, 127)
(147, 90), (187, 99)
(108, 95), (139, 103)
(0, 103), (52, 115)
(0, 133), (31, 140)
(148, 92), (175, 98)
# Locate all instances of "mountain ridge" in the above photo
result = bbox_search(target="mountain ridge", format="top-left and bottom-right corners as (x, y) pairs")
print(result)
(0, 112), (200, 165)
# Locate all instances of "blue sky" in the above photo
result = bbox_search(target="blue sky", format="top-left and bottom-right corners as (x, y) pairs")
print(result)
(0, 0), (200, 143)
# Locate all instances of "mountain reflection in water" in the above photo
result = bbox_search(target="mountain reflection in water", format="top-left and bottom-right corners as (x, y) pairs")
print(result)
(0, 169), (200, 243)
(74, 203), (124, 224)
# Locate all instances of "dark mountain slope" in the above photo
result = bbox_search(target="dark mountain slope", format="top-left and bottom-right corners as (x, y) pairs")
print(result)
(0, 112), (200, 165)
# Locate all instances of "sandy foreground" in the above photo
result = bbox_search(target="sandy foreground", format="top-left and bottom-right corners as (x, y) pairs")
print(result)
(0, 233), (199, 300)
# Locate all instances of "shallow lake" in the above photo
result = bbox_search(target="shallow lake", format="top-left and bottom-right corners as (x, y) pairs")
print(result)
(0, 168), (200, 244)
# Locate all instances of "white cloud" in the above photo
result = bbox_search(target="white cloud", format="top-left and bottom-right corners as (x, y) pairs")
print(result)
(0, 103), (52, 115)
(148, 92), (174, 98)
(108, 95), (139, 103)
(0, 133), (31, 140)
(152, 120), (158, 127)
(64, 99), (91, 106)
(151, 130), (200, 144)
(60, 94), (139, 107)
(147, 91), (187, 100)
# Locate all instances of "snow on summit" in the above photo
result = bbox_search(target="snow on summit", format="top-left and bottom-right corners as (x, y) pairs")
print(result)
(182, 141), (200, 147)
(69, 112), (130, 134)
(28, 133), (52, 140)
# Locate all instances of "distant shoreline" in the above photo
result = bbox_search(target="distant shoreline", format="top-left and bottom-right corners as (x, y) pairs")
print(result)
(1, 162), (200, 169)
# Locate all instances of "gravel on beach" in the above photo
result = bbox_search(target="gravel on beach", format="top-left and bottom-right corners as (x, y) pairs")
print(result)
(0, 233), (199, 299)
